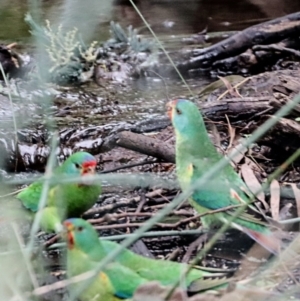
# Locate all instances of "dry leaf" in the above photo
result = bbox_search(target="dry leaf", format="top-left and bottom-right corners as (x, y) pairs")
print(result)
(211, 123), (221, 150)
(218, 76), (235, 94)
(198, 75), (244, 99)
(225, 114), (236, 150)
(270, 180), (280, 221)
(290, 183), (300, 218)
(290, 183), (300, 230)
(216, 76), (246, 101)
(240, 163), (268, 209)
(218, 76), (242, 98)
(227, 143), (247, 165)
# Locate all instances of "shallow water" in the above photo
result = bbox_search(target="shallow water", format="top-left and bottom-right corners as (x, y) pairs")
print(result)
(2, 0), (300, 41)
(1, 0), (300, 127)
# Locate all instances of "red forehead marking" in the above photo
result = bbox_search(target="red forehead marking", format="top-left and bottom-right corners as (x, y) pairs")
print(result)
(63, 221), (75, 249)
(67, 231), (75, 249)
(167, 99), (178, 108)
(82, 160), (97, 168)
(64, 220), (73, 228)
(167, 99), (179, 120)
(172, 99), (179, 106)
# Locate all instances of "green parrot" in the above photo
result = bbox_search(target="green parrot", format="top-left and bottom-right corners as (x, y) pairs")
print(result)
(64, 219), (149, 301)
(17, 152), (101, 232)
(63, 218), (230, 297)
(167, 99), (279, 254)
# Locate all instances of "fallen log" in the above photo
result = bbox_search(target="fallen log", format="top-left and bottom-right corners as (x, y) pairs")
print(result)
(115, 131), (175, 163)
(177, 11), (300, 73)
(212, 38), (300, 76)
(111, 115), (300, 165)
(201, 96), (272, 121)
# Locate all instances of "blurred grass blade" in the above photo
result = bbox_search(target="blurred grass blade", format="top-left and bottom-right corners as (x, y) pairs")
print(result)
(128, 0), (194, 98)
(26, 133), (59, 253)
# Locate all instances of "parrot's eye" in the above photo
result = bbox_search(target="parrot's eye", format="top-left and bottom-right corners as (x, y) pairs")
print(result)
(75, 163), (81, 169)
(176, 108), (182, 115)
(77, 226), (84, 232)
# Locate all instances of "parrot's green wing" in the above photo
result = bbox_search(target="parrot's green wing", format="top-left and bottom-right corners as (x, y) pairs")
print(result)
(187, 160), (267, 226)
(36, 207), (63, 232)
(104, 262), (147, 299)
(100, 240), (230, 290)
(17, 181), (45, 212)
(67, 248), (146, 299)
(16, 182), (63, 232)
(188, 276), (230, 293)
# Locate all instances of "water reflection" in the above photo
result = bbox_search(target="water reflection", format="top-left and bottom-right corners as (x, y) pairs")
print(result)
(1, 0), (300, 41)
(1, 0), (300, 127)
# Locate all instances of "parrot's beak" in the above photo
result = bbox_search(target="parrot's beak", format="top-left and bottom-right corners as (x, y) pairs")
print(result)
(79, 161), (97, 186)
(63, 221), (75, 249)
(166, 100), (177, 120)
(81, 161), (97, 176)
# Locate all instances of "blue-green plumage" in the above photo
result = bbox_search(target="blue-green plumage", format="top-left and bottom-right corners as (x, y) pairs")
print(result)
(64, 218), (230, 294)
(168, 99), (279, 254)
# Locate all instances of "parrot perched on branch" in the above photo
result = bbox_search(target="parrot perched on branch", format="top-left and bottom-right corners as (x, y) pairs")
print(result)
(167, 99), (280, 254)
(63, 218), (230, 301)
(17, 152), (101, 232)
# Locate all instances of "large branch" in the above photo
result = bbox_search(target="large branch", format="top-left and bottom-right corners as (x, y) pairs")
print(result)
(115, 131), (175, 163)
(177, 12), (300, 72)
(201, 96), (271, 121)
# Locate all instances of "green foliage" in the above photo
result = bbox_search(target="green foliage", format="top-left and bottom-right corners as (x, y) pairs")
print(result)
(107, 21), (157, 53)
(24, 14), (157, 85)
(25, 13), (98, 85)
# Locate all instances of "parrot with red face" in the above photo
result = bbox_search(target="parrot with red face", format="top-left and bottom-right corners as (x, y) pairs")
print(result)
(17, 152), (101, 232)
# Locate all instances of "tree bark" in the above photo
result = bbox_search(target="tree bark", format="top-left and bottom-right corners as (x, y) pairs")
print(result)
(115, 131), (175, 163)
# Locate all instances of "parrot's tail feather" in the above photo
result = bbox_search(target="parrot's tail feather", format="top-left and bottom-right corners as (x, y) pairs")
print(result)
(188, 277), (229, 293)
(242, 228), (280, 255)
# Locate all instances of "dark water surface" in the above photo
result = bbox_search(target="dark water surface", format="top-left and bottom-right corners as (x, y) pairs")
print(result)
(1, 0), (300, 41)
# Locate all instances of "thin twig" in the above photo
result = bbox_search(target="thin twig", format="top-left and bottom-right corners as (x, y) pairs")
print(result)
(0, 188), (25, 198)
(217, 77), (249, 101)
(253, 44), (300, 58)
(88, 210), (195, 224)
(11, 223), (39, 289)
(26, 134), (59, 253)
(100, 159), (158, 174)
(90, 205), (244, 230)
(84, 188), (164, 216)
(182, 232), (208, 263)
(48, 229), (206, 249)
(93, 214), (201, 230)
(135, 192), (147, 217)
(128, 0), (194, 97)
